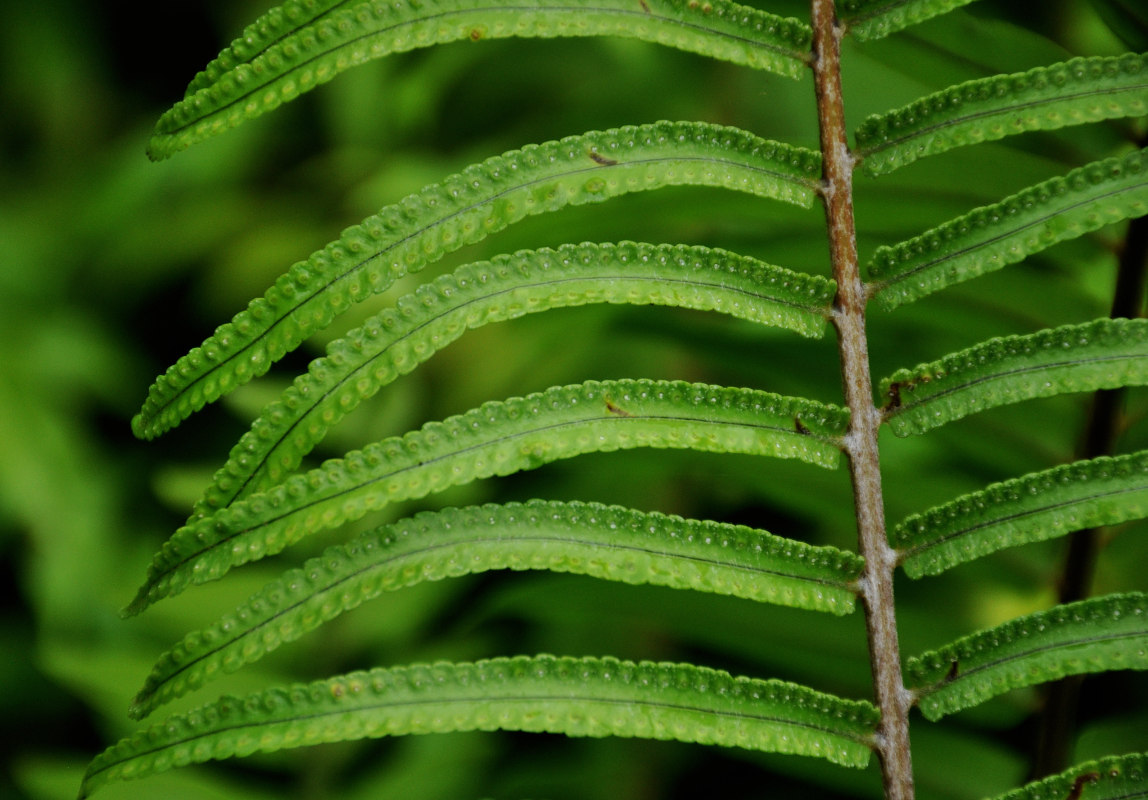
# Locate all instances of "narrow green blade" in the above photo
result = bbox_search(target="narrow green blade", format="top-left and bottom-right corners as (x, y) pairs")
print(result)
(867, 149), (1148, 310)
(82, 655), (878, 798)
(855, 54), (1148, 176)
(908, 593), (1148, 720)
(984, 752), (1148, 800)
(150, 0), (813, 159)
(838, 0), (984, 41)
(881, 318), (1148, 437)
(894, 450), (1148, 578)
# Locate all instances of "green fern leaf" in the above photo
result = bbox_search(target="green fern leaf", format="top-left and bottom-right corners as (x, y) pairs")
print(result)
(82, 655), (879, 798)
(880, 318), (1148, 437)
(907, 592), (1148, 721)
(132, 122), (822, 440)
(855, 53), (1148, 176)
(125, 379), (847, 616)
(867, 148), (1148, 310)
(191, 241), (835, 519)
(149, 0), (813, 160)
(130, 499), (864, 718)
(838, 0), (983, 41)
(893, 450), (1148, 578)
(984, 751), (1148, 800)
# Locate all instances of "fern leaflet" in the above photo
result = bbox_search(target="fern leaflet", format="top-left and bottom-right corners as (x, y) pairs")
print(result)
(907, 592), (1148, 720)
(855, 53), (1148, 176)
(867, 148), (1148, 310)
(149, 0), (813, 160)
(881, 317), (1148, 436)
(893, 450), (1148, 577)
(82, 655), (879, 798)
(838, 0), (984, 41)
(984, 751), (1148, 800)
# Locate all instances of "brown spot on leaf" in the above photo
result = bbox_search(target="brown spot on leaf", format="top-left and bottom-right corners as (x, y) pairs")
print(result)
(794, 417), (811, 436)
(639, 0), (651, 12)
(469, 28), (483, 41)
(1065, 772), (1099, 800)
(605, 399), (632, 417)
(945, 660), (959, 682)
(589, 150), (618, 167)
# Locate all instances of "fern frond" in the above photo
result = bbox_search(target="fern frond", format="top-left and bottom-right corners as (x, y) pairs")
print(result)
(893, 450), (1148, 578)
(880, 318), (1148, 437)
(907, 592), (1148, 721)
(149, 0), (813, 160)
(130, 499), (864, 718)
(82, 655), (879, 798)
(838, 0), (983, 41)
(984, 751), (1148, 800)
(125, 379), (847, 616)
(867, 149), (1148, 310)
(192, 241), (836, 519)
(854, 53), (1148, 177)
(132, 122), (822, 440)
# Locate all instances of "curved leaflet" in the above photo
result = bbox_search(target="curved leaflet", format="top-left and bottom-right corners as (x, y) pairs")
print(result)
(983, 751), (1148, 800)
(893, 450), (1148, 577)
(855, 53), (1148, 176)
(907, 592), (1148, 720)
(191, 241), (836, 518)
(149, 0), (813, 160)
(880, 318), (1148, 436)
(132, 121), (822, 440)
(838, 0), (983, 41)
(125, 379), (848, 615)
(82, 655), (879, 797)
(131, 499), (864, 718)
(867, 148), (1148, 310)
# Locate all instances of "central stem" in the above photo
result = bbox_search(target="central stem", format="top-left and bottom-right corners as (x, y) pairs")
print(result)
(809, 3), (914, 798)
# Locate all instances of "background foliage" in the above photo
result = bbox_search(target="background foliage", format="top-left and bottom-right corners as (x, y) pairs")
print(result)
(1, 0), (1145, 798)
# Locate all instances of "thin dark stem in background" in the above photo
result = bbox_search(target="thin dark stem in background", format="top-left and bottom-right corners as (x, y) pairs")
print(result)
(1029, 192), (1148, 780)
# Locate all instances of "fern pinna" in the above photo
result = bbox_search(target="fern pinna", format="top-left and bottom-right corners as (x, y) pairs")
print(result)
(85, 0), (1148, 798)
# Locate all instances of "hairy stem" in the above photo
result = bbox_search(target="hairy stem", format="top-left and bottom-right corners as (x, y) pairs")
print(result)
(1029, 207), (1148, 779)
(810, 2), (914, 798)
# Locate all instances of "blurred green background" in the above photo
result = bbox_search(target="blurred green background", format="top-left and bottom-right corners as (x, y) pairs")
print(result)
(1, 1), (1146, 798)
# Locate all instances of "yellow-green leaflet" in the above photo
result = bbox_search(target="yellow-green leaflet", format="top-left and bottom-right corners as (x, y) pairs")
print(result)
(881, 318), (1148, 437)
(132, 121), (822, 440)
(130, 500), (864, 718)
(982, 751), (1148, 800)
(125, 379), (848, 615)
(855, 53), (1148, 176)
(190, 242), (835, 519)
(907, 593), (1148, 720)
(149, 0), (813, 159)
(893, 450), (1148, 577)
(81, 655), (879, 798)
